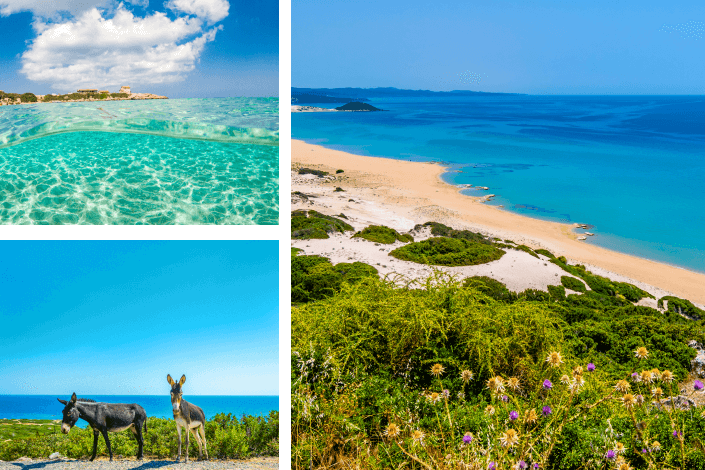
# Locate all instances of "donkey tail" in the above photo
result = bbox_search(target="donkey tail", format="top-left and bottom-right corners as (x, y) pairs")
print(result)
(144, 419), (148, 434)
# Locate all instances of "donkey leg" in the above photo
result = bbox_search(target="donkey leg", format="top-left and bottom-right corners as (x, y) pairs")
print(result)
(184, 424), (190, 463)
(101, 429), (113, 461)
(134, 423), (144, 460)
(190, 428), (202, 461)
(90, 430), (99, 461)
(199, 424), (209, 460)
(176, 425), (182, 461)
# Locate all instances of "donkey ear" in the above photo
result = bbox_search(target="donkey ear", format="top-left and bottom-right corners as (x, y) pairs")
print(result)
(179, 375), (186, 386)
(167, 374), (175, 386)
(70, 393), (77, 403)
(58, 398), (68, 405)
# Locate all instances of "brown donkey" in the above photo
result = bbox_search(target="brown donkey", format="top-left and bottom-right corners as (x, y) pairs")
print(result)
(167, 374), (208, 462)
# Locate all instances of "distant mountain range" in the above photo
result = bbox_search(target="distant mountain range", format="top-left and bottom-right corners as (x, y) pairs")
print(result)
(292, 87), (522, 103)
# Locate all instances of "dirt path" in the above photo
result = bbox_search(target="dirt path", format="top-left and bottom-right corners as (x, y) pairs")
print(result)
(0, 456), (277, 470)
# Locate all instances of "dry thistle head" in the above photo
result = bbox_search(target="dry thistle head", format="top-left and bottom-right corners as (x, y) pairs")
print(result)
(640, 370), (654, 384)
(622, 393), (636, 410)
(615, 442), (626, 454)
(560, 374), (571, 385)
(614, 380), (630, 393)
(429, 392), (440, 404)
(460, 370), (474, 383)
(430, 363), (445, 378)
(572, 365), (583, 377)
(499, 429), (519, 447)
(546, 351), (563, 367)
(524, 408), (538, 424)
(384, 423), (400, 438)
(411, 429), (425, 446)
(485, 405), (496, 416)
(661, 370), (674, 383)
(651, 387), (663, 399)
(507, 377), (520, 390)
(651, 440), (661, 451)
(486, 376), (505, 393)
(651, 368), (662, 381)
(634, 346), (649, 359)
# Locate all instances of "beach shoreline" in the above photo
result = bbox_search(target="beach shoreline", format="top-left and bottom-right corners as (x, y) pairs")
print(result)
(292, 138), (705, 305)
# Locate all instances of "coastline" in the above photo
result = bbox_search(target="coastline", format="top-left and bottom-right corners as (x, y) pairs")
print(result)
(292, 138), (705, 305)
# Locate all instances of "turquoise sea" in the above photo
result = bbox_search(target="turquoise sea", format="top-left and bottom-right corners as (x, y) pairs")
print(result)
(293, 95), (705, 273)
(0, 395), (278, 421)
(0, 98), (278, 224)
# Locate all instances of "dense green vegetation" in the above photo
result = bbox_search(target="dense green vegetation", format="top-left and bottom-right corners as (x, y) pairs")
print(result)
(352, 225), (413, 244)
(298, 168), (329, 177)
(658, 296), (705, 320)
(292, 252), (378, 304)
(0, 419), (59, 441)
(0, 92), (37, 103)
(292, 244), (705, 469)
(40, 92), (130, 102)
(0, 413), (278, 461)
(390, 237), (505, 266)
(535, 248), (555, 258)
(561, 275), (587, 293)
(291, 210), (354, 239)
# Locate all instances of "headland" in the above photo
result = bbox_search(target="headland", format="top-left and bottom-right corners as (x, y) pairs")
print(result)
(0, 85), (167, 106)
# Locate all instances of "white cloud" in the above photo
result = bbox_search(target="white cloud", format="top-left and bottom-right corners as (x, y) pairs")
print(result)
(20, 5), (223, 90)
(0, 0), (110, 18)
(165, 0), (229, 23)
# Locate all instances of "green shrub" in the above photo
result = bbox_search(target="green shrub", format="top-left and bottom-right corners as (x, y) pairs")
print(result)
(336, 169), (344, 173)
(551, 257), (653, 301)
(561, 275), (587, 292)
(291, 210), (354, 239)
(292, 254), (378, 304)
(547, 284), (566, 300)
(462, 276), (517, 302)
(298, 168), (328, 177)
(658, 296), (705, 320)
(535, 248), (555, 258)
(352, 225), (413, 244)
(415, 221), (492, 244)
(515, 244), (539, 258)
(390, 237), (505, 266)
(20, 93), (37, 103)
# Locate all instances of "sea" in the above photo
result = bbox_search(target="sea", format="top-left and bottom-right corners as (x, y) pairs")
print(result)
(293, 95), (705, 274)
(0, 395), (278, 422)
(0, 98), (279, 224)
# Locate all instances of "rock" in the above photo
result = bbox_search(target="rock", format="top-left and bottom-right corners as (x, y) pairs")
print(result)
(15, 457), (33, 462)
(49, 452), (63, 460)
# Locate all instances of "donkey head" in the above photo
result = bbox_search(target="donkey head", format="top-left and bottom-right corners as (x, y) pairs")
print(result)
(167, 374), (186, 413)
(57, 392), (80, 434)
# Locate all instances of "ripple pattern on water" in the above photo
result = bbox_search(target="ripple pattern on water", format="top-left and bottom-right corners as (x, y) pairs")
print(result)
(0, 131), (278, 225)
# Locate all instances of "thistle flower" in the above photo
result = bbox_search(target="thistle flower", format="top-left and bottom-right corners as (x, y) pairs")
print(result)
(662, 370), (674, 383)
(615, 442), (625, 454)
(634, 347), (649, 359)
(500, 429), (519, 447)
(508, 377), (520, 390)
(651, 387), (663, 399)
(431, 364), (445, 377)
(442, 389), (450, 399)
(543, 379), (552, 390)
(640, 370), (653, 384)
(673, 430), (682, 438)
(560, 374), (571, 385)
(411, 429), (425, 445)
(651, 368), (662, 381)
(617, 462), (632, 470)
(463, 433), (473, 444)
(488, 463), (496, 470)
(429, 392), (441, 404)
(572, 365), (583, 377)
(487, 376), (505, 393)
(694, 380), (704, 391)
(622, 393), (636, 409)
(546, 351), (563, 367)
(501, 395), (509, 403)
(514, 461), (528, 470)
(460, 370), (474, 383)
(384, 423), (400, 438)
(569, 377), (584, 394)
(509, 410), (519, 421)
(631, 372), (641, 383)
(542, 405), (552, 416)
(651, 441), (661, 451)
(614, 380), (630, 393)
(524, 408), (538, 423)
(485, 405), (496, 415)
(605, 450), (616, 460)
(587, 363), (595, 372)
(635, 394), (644, 405)
(457, 392), (465, 400)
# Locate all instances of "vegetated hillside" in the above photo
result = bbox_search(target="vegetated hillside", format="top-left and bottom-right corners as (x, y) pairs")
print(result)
(291, 244), (705, 469)
(334, 102), (383, 111)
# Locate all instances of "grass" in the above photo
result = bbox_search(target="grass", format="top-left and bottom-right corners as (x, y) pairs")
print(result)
(390, 237), (505, 266)
(352, 225), (414, 244)
(0, 413), (278, 461)
(291, 210), (354, 239)
(0, 419), (60, 441)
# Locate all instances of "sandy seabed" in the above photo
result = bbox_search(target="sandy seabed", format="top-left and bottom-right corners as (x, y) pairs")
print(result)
(292, 139), (705, 307)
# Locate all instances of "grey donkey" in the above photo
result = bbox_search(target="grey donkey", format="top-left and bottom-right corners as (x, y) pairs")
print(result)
(167, 374), (209, 461)
(58, 392), (147, 461)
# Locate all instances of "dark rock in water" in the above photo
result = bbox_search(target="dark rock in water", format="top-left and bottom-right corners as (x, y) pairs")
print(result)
(335, 102), (382, 112)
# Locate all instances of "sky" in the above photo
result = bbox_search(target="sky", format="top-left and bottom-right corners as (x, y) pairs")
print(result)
(293, 0), (705, 95)
(0, 241), (278, 395)
(0, 0), (278, 97)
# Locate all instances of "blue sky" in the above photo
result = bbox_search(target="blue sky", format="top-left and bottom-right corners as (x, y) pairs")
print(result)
(0, 241), (278, 395)
(293, 0), (705, 94)
(0, 0), (278, 97)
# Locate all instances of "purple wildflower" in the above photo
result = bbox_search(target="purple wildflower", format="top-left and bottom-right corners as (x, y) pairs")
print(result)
(605, 450), (616, 460)
(543, 379), (552, 390)
(542, 405), (552, 416)
(533, 464), (539, 469)
(510, 410), (519, 420)
(587, 363), (595, 372)
(488, 463), (496, 470)
(518, 461), (528, 469)
(442, 389), (450, 399)
(631, 372), (639, 382)
(673, 430), (682, 438)
(642, 449), (648, 453)
(501, 394), (509, 403)
(463, 433), (472, 444)
(694, 380), (704, 391)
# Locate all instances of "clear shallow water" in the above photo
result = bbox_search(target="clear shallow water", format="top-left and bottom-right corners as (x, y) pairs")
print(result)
(0, 98), (278, 225)
(0, 395), (278, 421)
(293, 96), (705, 273)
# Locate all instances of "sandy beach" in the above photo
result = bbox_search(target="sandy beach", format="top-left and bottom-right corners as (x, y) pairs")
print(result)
(292, 139), (705, 306)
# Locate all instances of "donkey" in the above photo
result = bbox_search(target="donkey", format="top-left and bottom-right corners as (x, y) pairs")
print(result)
(167, 374), (209, 462)
(57, 393), (147, 461)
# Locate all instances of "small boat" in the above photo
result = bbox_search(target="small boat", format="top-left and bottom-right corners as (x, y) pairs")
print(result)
(577, 236), (587, 241)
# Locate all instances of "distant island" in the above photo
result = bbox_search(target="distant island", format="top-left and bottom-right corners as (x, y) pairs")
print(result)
(292, 86), (524, 103)
(335, 102), (382, 111)
(0, 86), (167, 106)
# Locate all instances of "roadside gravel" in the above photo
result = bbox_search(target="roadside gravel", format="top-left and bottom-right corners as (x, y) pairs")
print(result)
(0, 456), (278, 470)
